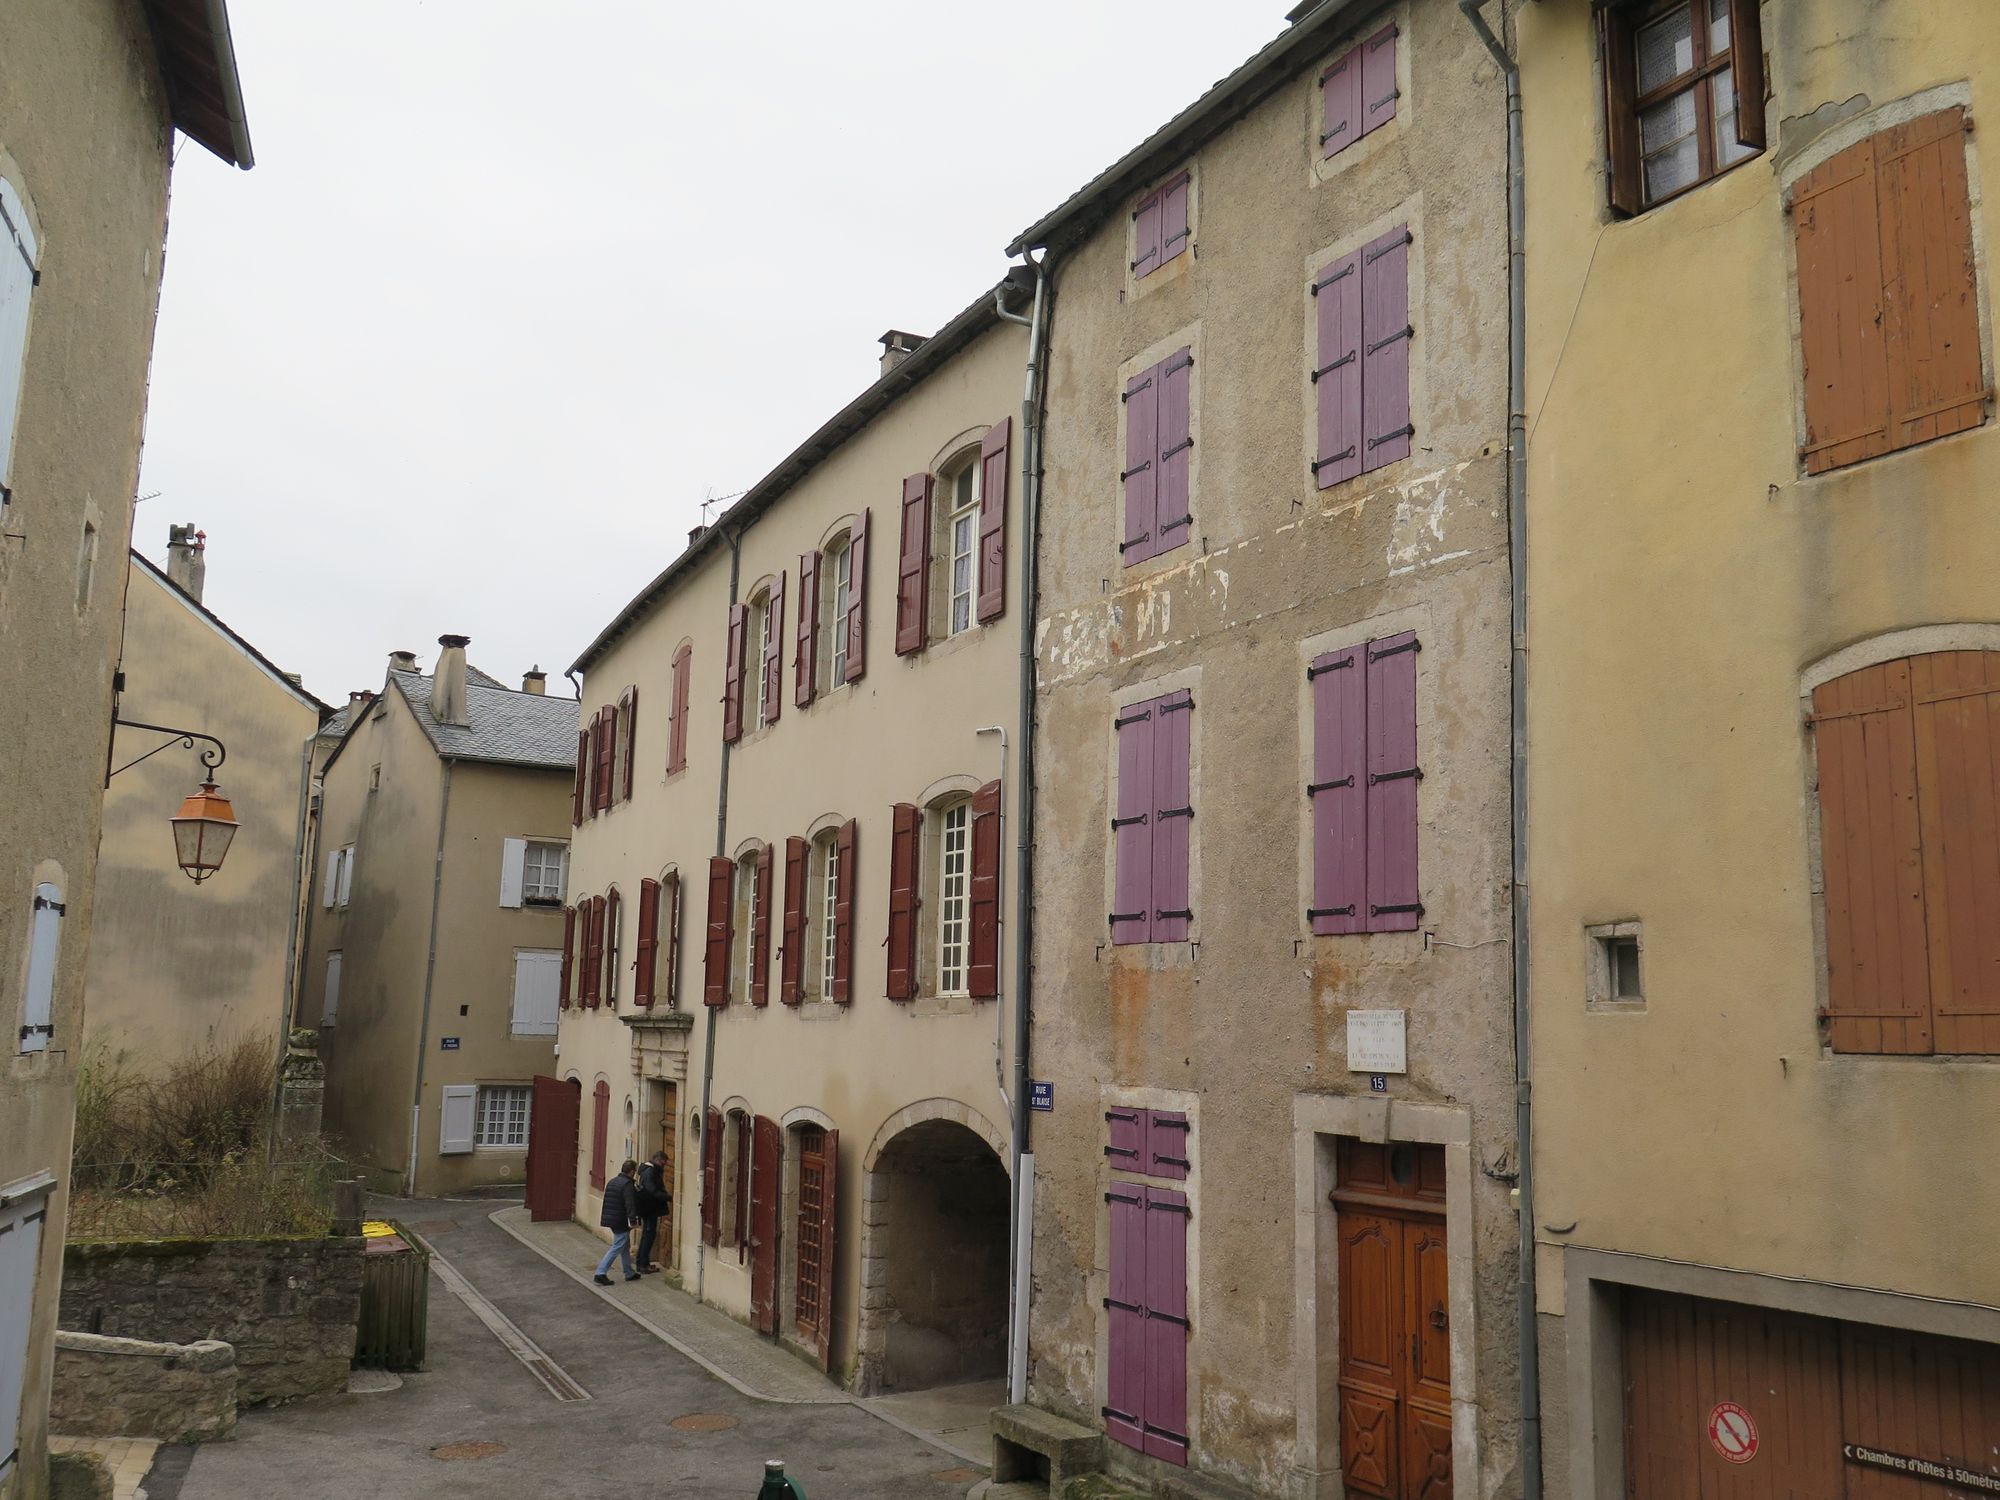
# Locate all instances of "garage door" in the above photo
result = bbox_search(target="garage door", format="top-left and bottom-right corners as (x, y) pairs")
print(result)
(1623, 1288), (2000, 1499)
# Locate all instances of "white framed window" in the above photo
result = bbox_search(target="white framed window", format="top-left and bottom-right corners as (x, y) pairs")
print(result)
(18, 882), (61, 1054)
(523, 841), (567, 904)
(752, 591), (774, 729)
(510, 949), (561, 1035)
(733, 852), (761, 998)
(322, 950), (342, 1027)
(604, 888), (623, 1005)
(937, 801), (971, 995)
(942, 459), (981, 637)
(0, 173), (39, 516)
(818, 830), (841, 999)
(337, 845), (355, 908)
(825, 536), (852, 688)
(475, 1084), (531, 1148)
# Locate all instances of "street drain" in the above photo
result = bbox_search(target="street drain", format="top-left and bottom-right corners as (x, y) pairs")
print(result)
(669, 1413), (740, 1433)
(931, 1469), (979, 1484)
(430, 1441), (507, 1461)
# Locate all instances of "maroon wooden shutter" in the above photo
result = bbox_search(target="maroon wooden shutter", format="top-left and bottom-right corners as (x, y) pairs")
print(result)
(1360, 23), (1398, 137)
(1145, 1110), (1190, 1182)
(1142, 1186), (1191, 1466)
(701, 1105), (722, 1246)
(603, 887), (622, 1007)
(583, 895), (604, 1007)
(886, 802), (919, 998)
(572, 730), (588, 825)
(750, 844), (773, 1006)
(968, 778), (1001, 998)
(977, 418), (1010, 624)
(1364, 632), (1421, 931)
(844, 508), (869, 682)
(1104, 1184), (1147, 1453)
(1152, 691), (1193, 943)
(1360, 227), (1413, 474)
(1159, 173), (1190, 267)
(703, 855), (732, 1007)
(1310, 646), (1367, 935)
(1598, 6), (1643, 215)
(749, 1115), (781, 1332)
(1156, 351), (1193, 557)
(1727, 0), (1765, 151)
(1319, 45), (1360, 158)
(781, 836), (807, 1005)
(895, 473), (932, 655)
(796, 550), (820, 708)
(1122, 365), (1158, 564)
(634, 877), (659, 1007)
(1313, 250), (1363, 490)
(583, 716), (599, 815)
(590, 1080), (610, 1189)
(1105, 1106), (1144, 1167)
(723, 602), (748, 743)
(762, 573), (785, 726)
(559, 905), (576, 1008)
(832, 817), (856, 1003)
(621, 688), (639, 801)
(669, 644), (691, 773)
(1112, 700), (1156, 945)
(662, 873), (681, 1007)
(595, 705), (616, 811)
(1131, 189), (1163, 279)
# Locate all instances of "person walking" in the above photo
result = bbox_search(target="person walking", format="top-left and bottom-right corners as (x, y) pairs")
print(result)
(592, 1159), (642, 1285)
(635, 1150), (671, 1273)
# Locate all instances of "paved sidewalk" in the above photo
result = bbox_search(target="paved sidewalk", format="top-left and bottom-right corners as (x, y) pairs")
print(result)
(50, 1436), (157, 1500)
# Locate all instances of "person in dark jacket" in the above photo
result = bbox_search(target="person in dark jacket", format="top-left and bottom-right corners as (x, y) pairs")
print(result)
(592, 1159), (642, 1284)
(635, 1151), (672, 1273)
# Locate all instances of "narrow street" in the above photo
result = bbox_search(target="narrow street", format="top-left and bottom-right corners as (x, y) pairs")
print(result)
(148, 1201), (984, 1500)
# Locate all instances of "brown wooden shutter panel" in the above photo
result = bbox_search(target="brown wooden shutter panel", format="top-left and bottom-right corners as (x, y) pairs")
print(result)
(701, 1105), (722, 1246)
(968, 778), (1001, 998)
(622, 688), (639, 801)
(634, 876), (659, 1007)
(886, 802), (919, 1000)
(583, 717), (599, 817)
(583, 895), (604, 1007)
(845, 509), (869, 682)
(559, 905), (576, 1008)
(1727, 0), (1765, 152)
(595, 705), (616, 811)
(977, 419), (1011, 624)
(1598, 7), (1642, 216)
(603, 887), (621, 1007)
(750, 844), (773, 1006)
(781, 836), (807, 1005)
(896, 473), (932, 656)
(796, 550), (820, 709)
(813, 1128), (839, 1369)
(572, 730), (587, 825)
(669, 645), (691, 773)
(763, 573), (785, 726)
(662, 872), (680, 1007)
(723, 602), (748, 743)
(1794, 137), (1892, 473)
(832, 818), (856, 1003)
(703, 855), (733, 1007)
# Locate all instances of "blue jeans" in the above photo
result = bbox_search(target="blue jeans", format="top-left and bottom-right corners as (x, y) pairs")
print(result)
(596, 1230), (635, 1278)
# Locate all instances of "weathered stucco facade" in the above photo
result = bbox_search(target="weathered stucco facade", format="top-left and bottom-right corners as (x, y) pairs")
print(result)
(1519, 1), (2000, 1492)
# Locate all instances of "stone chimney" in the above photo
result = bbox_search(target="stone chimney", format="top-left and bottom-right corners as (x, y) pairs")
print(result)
(687, 523), (708, 548)
(165, 523), (207, 602)
(431, 635), (470, 726)
(521, 667), (547, 696)
(388, 650), (418, 673)
(878, 329), (926, 377)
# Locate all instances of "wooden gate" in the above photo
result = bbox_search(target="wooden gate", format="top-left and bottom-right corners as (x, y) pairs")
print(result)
(793, 1124), (839, 1369)
(749, 1115), (780, 1335)
(1334, 1139), (1452, 1500)
(525, 1075), (580, 1222)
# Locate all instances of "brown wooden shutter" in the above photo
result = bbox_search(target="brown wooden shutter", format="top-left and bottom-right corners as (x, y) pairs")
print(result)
(622, 687), (639, 801)
(977, 419), (1010, 624)
(968, 778), (1001, 998)
(634, 876), (659, 1007)
(895, 473), (932, 656)
(832, 818), (856, 1003)
(763, 573), (785, 726)
(583, 716), (599, 816)
(703, 855), (732, 1007)
(845, 509), (869, 682)
(1795, 135), (1892, 474)
(669, 644), (691, 773)
(781, 835), (807, 1005)
(559, 905), (576, 1008)
(796, 550), (820, 709)
(886, 802), (919, 999)
(591, 1081), (610, 1189)
(1727, 0), (1765, 152)
(603, 887), (622, 1007)
(1598, 6), (1642, 216)
(583, 895), (604, 1007)
(662, 872), (681, 1007)
(572, 730), (588, 825)
(723, 602), (748, 743)
(750, 843), (773, 1006)
(749, 1115), (781, 1332)
(595, 705), (616, 812)
(701, 1105), (722, 1246)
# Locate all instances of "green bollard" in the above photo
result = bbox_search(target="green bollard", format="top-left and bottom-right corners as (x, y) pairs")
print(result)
(758, 1458), (806, 1498)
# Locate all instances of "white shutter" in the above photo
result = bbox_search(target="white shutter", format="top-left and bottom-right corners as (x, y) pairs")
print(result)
(322, 951), (342, 1027)
(337, 847), (354, 908)
(499, 837), (527, 909)
(0, 175), (38, 502)
(511, 950), (562, 1036)
(322, 849), (339, 908)
(439, 1084), (477, 1155)
(0, 1190), (50, 1480)
(18, 883), (61, 1054)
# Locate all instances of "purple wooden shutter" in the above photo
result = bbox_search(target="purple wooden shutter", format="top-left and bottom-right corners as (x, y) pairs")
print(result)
(1364, 631), (1421, 931)
(1313, 251), (1363, 490)
(1155, 351), (1193, 557)
(1131, 190), (1163, 279)
(895, 472), (931, 656)
(1360, 23), (1399, 137)
(1144, 1110), (1189, 1182)
(1360, 226), (1413, 474)
(1310, 646), (1367, 935)
(1152, 691), (1192, 943)
(1105, 1106), (1144, 1167)
(1159, 173), (1191, 267)
(1319, 45), (1361, 158)
(845, 508), (869, 681)
(795, 549), (819, 709)
(1112, 701), (1155, 944)
(1142, 1187), (1190, 1466)
(1104, 1185), (1148, 1455)
(1121, 365), (1158, 565)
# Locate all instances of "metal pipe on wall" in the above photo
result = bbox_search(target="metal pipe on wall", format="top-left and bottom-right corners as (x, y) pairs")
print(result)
(406, 759), (455, 1195)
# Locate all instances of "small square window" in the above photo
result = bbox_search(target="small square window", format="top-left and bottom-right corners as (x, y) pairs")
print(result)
(368, 764), (382, 792)
(1586, 922), (1645, 1010)
(523, 841), (568, 904)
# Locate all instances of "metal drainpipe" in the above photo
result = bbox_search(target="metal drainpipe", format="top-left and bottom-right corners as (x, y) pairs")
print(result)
(407, 758), (455, 1197)
(267, 732), (317, 1166)
(695, 526), (743, 1303)
(1456, 2), (1540, 1493)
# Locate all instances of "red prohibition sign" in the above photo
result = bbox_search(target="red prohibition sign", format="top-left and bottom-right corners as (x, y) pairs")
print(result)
(1708, 1401), (1759, 1464)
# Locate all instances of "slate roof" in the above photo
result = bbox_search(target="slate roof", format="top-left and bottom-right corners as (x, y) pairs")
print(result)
(388, 668), (577, 770)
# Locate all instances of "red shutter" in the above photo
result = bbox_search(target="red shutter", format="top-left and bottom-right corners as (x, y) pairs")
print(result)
(1313, 250), (1363, 490)
(701, 1105), (722, 1246)
(886, 803), (919, 999)
(1105, 1105), (1144, 1167)
(595, 705), (616, 812)
(1360, 227), (1413, 475)
(749, 1115), (781, 1332)
(1152, 691), (1193, 943)
(634, 877), (659, 1008)
(832, 818), (856, 1003)
(896, 472), (932, 655)
(763, 572), (785, 726)
(583, 895), (604, 1007)
(662, 873), (681, 1007)
(1319, 44), (1360, 159)
(844, 508), (869, 682)
(1122, 364), (1159, 564)
(559, 905), (576, 1008)
(796, 550), (820, 709)
(572, 730), (588, 825)
(781, 835), (807, 1005)
(620, 689), (638, 801)
(603, 887), (621, 1007)
(1156, 350), (1192, 557)
(1105, 1184), (1147, 1453)
(968, 778), (1001, 998)
(1145, 1110), (1190, 1182)
(590, 1080), (610, 1190)
(750, 844), (773, 1006)
(1159, 173), (1190, 267)
(1364, 632), (1421, 932)
(1360, 23), (1398, 137)
(583, 716), (599, 816)
(723, 602), (748, 743)
(703, 855), (732, 1007)
(1142, 1186), (1191, 1466)
(669, 644), (691, 773)
(1112, 700), (1156, 945)
(1131, 189), (1163, 279)
(977, 418), (1011, 624)
(1310, 646), (1367, 935)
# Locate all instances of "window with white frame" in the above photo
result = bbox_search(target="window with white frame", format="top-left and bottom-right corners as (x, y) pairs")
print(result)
(937, 800), (971, 995)
(523, 841), (568, 904)
(942, 457), (980, 638)
(337, 845), (355, 908)
(752, 591), (774, 729)
(475, 1084), (530, 1147)
(817, 829), (841, 999)
(604, 888), (623, 1005)
(824, 535), (853, 690)
(734, 851), (760, 998)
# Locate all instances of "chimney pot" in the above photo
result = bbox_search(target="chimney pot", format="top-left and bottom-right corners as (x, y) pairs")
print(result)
(522, 667), (547, 696)
(688, 523), (708, 548)
(432, 635), (470, 727)
(878, 328), (926, 378)
(165, 521), (207, 603)
(388, 650), (418, 673)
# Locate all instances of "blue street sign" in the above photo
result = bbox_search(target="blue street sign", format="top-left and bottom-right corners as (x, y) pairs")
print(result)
(441, 1037), (460, 1051)
(1029, 1080), (1055, 1112)
(1369, 1074), (1388, 1093)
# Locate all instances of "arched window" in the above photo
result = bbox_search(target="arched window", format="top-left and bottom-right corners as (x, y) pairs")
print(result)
(936, 451), (981, 639)
(933, 797), (973, 996)
(822, 531), (854, 690)
(748, 586), (775, 731)
(733, 845), (771, 1004)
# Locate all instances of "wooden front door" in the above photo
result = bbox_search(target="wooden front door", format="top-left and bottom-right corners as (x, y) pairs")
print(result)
(1334, 1139), (1452, 1500)
(526, 1075), (580, 1222)
(792, 1124), (839, 1369)
(749, 1115), (780, 1335)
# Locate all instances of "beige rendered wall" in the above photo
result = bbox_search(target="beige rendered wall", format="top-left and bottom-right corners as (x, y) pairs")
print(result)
(85, 563), (320, 1074)
(0, 5), (172, 1499)
(1025, 3), (1519, 1495)
(1517, 0), (2000, 1488)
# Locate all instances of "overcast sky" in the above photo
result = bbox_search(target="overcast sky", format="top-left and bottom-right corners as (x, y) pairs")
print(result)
(135, 1), (1283, 704)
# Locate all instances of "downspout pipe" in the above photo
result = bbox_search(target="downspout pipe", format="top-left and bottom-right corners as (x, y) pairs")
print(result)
(407, 758), (455, 1195)
(267, 731), (316, 1165)
(1457, 3), (1540, 1494)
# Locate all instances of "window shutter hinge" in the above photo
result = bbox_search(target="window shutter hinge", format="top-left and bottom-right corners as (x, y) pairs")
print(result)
(1368, 766), (1423, 784)
(1155, 908), (1194, 921)
(1312, 448), (1357, 473)
(1370, 903), (1425, 917)
(1308, 905), (1357, 919)
(1307, 777), (1355, 796)
(1111, 814), (1148, 829)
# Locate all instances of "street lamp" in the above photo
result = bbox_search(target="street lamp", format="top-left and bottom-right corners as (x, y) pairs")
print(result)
(108, 717), (236, 884)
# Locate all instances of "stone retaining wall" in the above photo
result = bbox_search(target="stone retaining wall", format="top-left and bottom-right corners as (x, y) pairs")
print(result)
(50, 1331), (236, 1441)
(60, 1234), (362, 1404)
